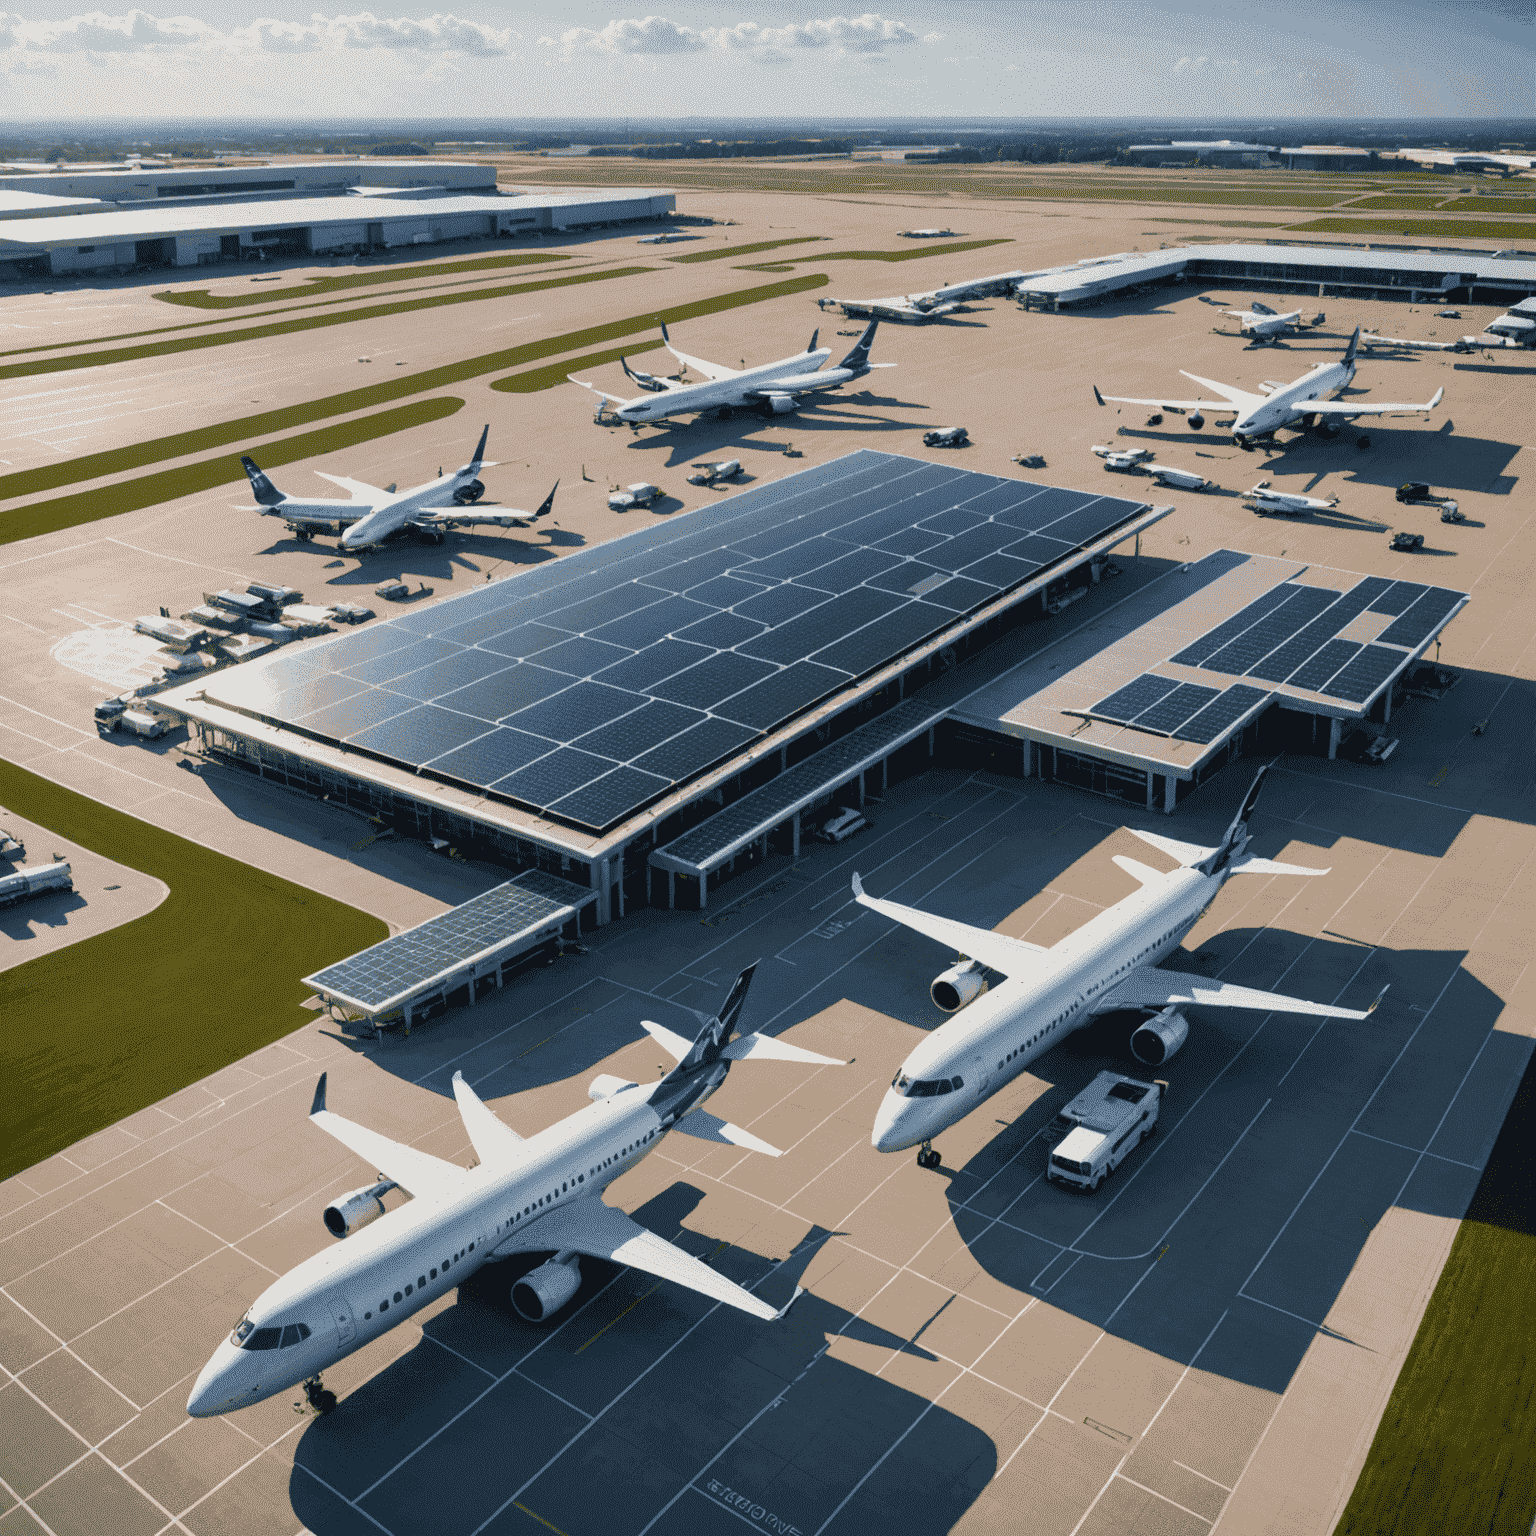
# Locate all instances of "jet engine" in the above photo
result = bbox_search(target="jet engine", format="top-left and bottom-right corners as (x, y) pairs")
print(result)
(588, 1074), (639, 1102)
(512, 1253), (581, 1321)
(453, 480), (485, 506)
(1130, 1006), (1190, 1066)
(931, 960), (988, 1014)
(762, 393), (798, 415)
(323, 1180), (396, 1238)
(1187, 413), (1206, 431)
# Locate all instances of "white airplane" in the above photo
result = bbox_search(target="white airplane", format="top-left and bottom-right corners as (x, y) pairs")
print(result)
(187, 965), (842, 1419)
(1090, 443), (1153, 463)
(238, 428), (557, 551)
(822, 270), (1025, 324)
(1094, 328), (1444, 449)
(1225, 301), (1306, 341)
(1147, 465), (1211, 491)
(850, 765), (1386, 1169)
(569, 320), (890, 426)
(1244, 481), (1338, 515)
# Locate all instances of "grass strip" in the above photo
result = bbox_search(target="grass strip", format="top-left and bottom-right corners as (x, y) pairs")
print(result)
(0, 272), (826, 505)
(1334, 1042), (1536, 1535)
(1438, 196), (1536, 215)
(0, 265), (658, 385)
(492, 341), (665, 393)
(1289, 216), (1536, 239)
(0, 396), (464, 546)
(663, 237), (826, 263)
(0, 756), (386, 1184)
(156, 249), (572, 308)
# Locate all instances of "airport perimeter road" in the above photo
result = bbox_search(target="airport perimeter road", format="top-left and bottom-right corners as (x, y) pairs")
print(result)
(1, 762), (1529, 1536)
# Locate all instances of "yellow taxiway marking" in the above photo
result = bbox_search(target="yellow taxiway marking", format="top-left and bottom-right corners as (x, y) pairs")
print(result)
(513, 1501), (572, 1536)
(1428, 764), (1451, 787)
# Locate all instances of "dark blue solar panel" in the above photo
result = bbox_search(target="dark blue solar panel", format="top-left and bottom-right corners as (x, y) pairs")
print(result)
(1325, 646), (1404, 703)
(1134, 683), (1222, 734)
(1368, 580), (1427, 616)
(1092, 675), (1181, 723)
(205, 451), (1150, 833)
(1247, 580), (1377, 684)
(1202, 586), (1339, 676)
(1174, 684), (1271, 744)
(1286, 639), (1359, 693)
(427, 727), (553, 784)
(1170, 583), (1295, 667)
(1377, 589), (1462, 649)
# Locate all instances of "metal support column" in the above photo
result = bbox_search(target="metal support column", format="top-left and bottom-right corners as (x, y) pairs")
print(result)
(594, 857), (611, 925)
(668, 870), (675, 909)
(1163, 774), (1177, 814)
(1146, 770), (1155, 809)
(1328, 718), (1342, 760)
(792, 809), (801, 858)
(856, 771), (865, 807)
(1382, 687), (1393, 724)
(699, 870), (708, 910)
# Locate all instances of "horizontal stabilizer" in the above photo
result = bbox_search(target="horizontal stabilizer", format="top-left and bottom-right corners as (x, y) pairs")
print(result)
(1128, 828), (1215, 867)
(720, 1031), (846, 1066)
(671, 1109), (782, 1157)
(641, 1019), (695, 1062)
(1112, 854), (1168, 887)
(1229, 855), (1330, 877)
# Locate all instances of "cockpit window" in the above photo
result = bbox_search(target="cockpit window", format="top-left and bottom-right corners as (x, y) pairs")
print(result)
(243, 1327), (282, 1351)
(892, 1075), (960, 1098)
(279, 1323), (312, 1348)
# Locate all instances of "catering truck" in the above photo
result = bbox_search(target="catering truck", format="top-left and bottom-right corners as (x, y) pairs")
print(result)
(1046, 1072), (1164, 1192)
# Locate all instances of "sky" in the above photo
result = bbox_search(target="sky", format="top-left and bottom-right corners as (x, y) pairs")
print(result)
(0, 0), (1531, 123)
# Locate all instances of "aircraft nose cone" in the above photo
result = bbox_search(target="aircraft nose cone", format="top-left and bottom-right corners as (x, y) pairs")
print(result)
(186, 1342), (240, 1418)
(871, 1092), (909, 1154)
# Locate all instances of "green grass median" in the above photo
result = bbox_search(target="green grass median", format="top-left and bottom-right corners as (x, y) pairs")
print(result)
(1290, 216), (1536, 239)
(1335, 1043), (1536, 1535)
(664, 237), (826, 263)
(0, 757), (386, 1184)
(0, 396), (464, 546)
(0, 272), (827, 508)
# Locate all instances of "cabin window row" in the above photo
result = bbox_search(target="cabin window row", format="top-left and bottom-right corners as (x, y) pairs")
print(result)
(363, 1242), (476, 1322)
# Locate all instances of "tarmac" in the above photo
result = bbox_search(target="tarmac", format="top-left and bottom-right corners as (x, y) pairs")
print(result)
(0, 183), (1533, 1535)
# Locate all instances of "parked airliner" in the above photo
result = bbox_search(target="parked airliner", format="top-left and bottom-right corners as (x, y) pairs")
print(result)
(238, 427), (557, 550)
(187, 965), (841, 1417)
(569, 320), (890, 425)
(851, 766), (1385, 1169)
(1094, 327), (1443, 448)
(1224, 301), (1307, 342)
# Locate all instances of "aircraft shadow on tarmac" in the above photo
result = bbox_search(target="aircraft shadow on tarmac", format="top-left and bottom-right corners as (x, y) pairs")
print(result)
(0, 888), (88, 938)
(932, 941), (1518, 1398)
(288, 1205), (991, 1536)
(624, 405), (935, 469)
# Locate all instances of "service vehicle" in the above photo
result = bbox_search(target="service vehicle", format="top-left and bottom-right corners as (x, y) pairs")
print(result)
(1046, 1072), (1164, 1192)
(923, 427), (970, 448)
(0, 860), (73, 909)
(608, 482), (662, 511)
(815, 807), (868, 844)
(1390, 531), (1426, 552)
(374, 580), (410, 601)
(687, 460), (742, 487)
(121, 709), (170, 740)
(330, 603), (374, 624)
(1396, 482), (1432, 503)
(1439, 501), (1465, 524)
(1012, 453), (1047, 469)
(93, 697), (127, 735)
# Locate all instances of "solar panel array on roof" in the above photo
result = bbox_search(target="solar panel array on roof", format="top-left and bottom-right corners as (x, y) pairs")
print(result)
(1084, 570), (1465, 748)
(305, 870), (591, 1012)
(205, 451), (1147, 835)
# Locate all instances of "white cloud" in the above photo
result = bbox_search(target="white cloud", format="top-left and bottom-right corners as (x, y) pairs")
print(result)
(551, 15), (705, 54)
(0, 7), (519, 55)
(1172, 53), (1209, 73)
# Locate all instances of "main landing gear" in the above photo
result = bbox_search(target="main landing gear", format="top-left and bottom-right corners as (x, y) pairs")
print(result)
(297, 1375), (337, 1415)
(916, 1141), (941, 1170)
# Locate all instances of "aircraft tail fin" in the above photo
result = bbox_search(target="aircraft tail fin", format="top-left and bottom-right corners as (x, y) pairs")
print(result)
(1197, 762), (1271, 877)
(1093, 385), (1106, 407)
(1343, 325), (1361, 367)
(807, 327), (819, 353)
(1253, 301), (1276, 316)
(836, 319), (880, 373)
(660, 963), (759, 1081)
(532, 481), (558, 520)
(466, 424), (489, 472)
(241, 456), (284, 506)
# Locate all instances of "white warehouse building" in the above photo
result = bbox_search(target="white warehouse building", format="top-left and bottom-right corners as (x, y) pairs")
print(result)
(0, 187), (676, 276)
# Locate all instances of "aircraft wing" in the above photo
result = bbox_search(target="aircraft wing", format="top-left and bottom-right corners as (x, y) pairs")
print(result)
(308, 1074), (473, 1202)
(1097, 967), (1387, 1021)
(496, 1197), (778, 1321)
(661, 323), (739, 381)
(851, 873), (1049, 976)
(1307, 387), (1444, 419)
(568, 376), (629, 405)
(313, 473), (386, 500)
(452, 1071), (523, 1169)
(1094, 385), (1242, 413)
(1178, 372), (1267, 410)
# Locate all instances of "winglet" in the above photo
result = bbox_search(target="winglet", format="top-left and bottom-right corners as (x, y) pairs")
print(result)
(774, 1284), (805, 1321)
(1093, 385), (1105, 407)
(535, 480), (559, 519)
(808, 327), (819, 353)
(660, 320), (671, 343)
(851, 871), (865, 899)
(1343, 325), (1361, 367)
(1428, 386), (1444, 410)
(1367, 984), (1390, 1015)
(310, 1073), (327, 1117)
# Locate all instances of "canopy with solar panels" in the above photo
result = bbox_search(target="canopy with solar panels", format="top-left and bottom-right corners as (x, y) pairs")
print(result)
(199, 450), (1153, 835)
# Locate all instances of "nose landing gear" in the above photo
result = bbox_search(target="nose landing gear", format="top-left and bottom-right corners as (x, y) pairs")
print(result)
(296, 1375), (337, 1415)
(916, 1141), (941, 1170)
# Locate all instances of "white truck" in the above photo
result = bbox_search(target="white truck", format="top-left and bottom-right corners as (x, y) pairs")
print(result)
(1046, 1071), (1164, 1192)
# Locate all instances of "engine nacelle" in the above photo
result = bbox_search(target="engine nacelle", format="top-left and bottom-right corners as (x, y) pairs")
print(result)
(931, 960), (988, 1014)
(1131, 1006), (1190, 1066)
(588, 1074), (639, 1102)
(512, 1254), (581, 1321)
(1187, 413), (1206, 431)
(323, 1180), (396, 1238)
(764, 393), (798, 415)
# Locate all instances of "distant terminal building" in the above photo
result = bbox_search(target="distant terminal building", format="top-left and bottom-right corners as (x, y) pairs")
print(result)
(1279, 146), (1379, 172)
(0, 189), (110, 222)
(1124, 141), (1276, 167)
(160, 451), (1170, 919)
(0, 159), (494, 202)
(1386, 149), (1536, 173)
(0, 186), (675, 277)
(1014, 241), (1536, 310)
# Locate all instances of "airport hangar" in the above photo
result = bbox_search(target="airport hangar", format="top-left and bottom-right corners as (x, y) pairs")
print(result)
(159, 450), (1467, 945)
(1015, 240), (1536, 310)
(0, 185), (676, 276)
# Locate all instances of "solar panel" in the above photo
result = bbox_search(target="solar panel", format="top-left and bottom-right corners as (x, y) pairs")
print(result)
(1134, 683), (1222, 734)
(1173, 684), (1270, 744)
(305, 871), (593, 1013)
(205, 451), (1150, 834)
(1325, 645), (1405, 703)
(1377, 589), (1463, 649)
(1092, 675), (1181, 724)
(1285, 639), (1359, 694)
